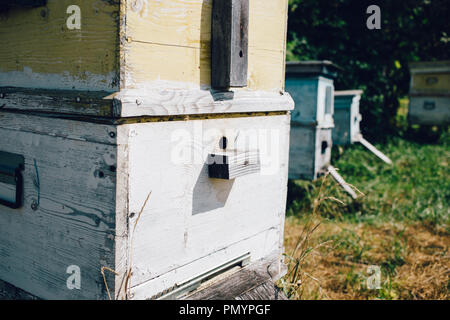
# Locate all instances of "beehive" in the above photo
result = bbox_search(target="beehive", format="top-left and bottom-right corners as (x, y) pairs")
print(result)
(0, 0), (293, 300)
(408, 61), (450, 125)
(332, 90), (363, 145)
(285, 61), (339, 180)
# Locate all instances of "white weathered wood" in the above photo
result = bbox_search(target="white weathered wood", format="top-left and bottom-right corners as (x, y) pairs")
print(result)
(328, 165), (357, 199)
(357, 135), (393, 165)
(0, 114), (117, 300)
(113, 89), (294, 117)
(130, 228), (281, 300)
(0, 112), (290, 300)
(124, 114), (290, 295)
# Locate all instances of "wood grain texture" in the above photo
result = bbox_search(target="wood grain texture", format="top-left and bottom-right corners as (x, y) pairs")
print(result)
(211, 0), (249, 88)
(0, 0), (119, 91)
(328, 165), (357, 199)
(0, 278), (39, 300)
(114, 89), (294, 117)
(185, 254), (287, 300)
(0, 87), (117, 117)
(0, 114), (118, 299)
(123, 114), (290, 297)
(122, 0), (288, 92)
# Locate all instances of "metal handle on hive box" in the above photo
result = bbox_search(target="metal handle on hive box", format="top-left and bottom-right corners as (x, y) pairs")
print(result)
(0, 151), (24, 209)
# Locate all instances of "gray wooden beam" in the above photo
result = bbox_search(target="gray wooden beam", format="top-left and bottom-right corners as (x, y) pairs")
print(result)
(211, 0), (249, 88)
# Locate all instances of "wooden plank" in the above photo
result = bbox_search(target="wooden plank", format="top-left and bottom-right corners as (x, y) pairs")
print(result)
(185, 254), (287, 300)
(124, 114), (290, 293)
(123, 39), (285, 92)
(328, 165), (357, 199)
(0, 279), (39, 300)
(236, 280), (287, 300)
(130, 229), (282, 300)
(0, 111), (117, 145)
(0, 0), (119, 91)
(0, 87), (117, 117)
(357, 136), (393, 165)
(211, 0), (249, 88)
(0, 115), (117, 300)
(114, 89), (294, 117)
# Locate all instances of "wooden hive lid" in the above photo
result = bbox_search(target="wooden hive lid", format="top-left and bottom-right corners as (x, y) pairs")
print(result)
(286, 60), (342, 79)
(408, 61), (450, 74)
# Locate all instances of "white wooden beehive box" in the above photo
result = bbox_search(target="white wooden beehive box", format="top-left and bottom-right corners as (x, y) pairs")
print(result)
(285, 61), (339, 180)
(0, 0), (293, 300)
(408, 61), (450, 125)
(332, 90), (363, 146)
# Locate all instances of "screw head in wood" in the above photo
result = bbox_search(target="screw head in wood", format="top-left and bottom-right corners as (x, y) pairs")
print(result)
(31, 200), (39, 211)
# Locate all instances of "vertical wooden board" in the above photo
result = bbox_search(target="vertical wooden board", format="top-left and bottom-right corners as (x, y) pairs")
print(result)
(0, 115), (117, 299)
(211, 0), (232, 88)
(130, 228), (281, 299)
(124, 0), (287, 53)
(229, 0), (249, 87)
(123, 115), (290, 290)
(211, 0), (249, 88)
(0, 0), (120, 91)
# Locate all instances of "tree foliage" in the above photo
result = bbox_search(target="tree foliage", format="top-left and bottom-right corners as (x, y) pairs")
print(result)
(287, 0), (450, 139)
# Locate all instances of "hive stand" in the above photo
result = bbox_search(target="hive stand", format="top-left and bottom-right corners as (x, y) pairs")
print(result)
(0, 0), (293, 300)
(408, 61), (450, 126)
(333, 90), (392, 165)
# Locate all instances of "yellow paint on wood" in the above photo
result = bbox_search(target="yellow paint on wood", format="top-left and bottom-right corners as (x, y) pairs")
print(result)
(0, 0), (289, 93)
(0, 0), (119, 90)
(123, 0), (288, 92)
(412, 73), (450, 92)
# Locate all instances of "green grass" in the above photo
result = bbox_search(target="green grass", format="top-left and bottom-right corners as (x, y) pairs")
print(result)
(287, 131), (449, 230)
(283, 129), (449, 299)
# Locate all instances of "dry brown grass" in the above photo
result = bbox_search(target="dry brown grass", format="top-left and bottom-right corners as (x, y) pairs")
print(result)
(281, 217), (449, 300)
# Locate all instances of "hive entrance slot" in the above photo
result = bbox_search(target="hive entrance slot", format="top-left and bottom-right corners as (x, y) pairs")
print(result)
(321, 141), (328, 154)
(156, 253), (251, 300)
